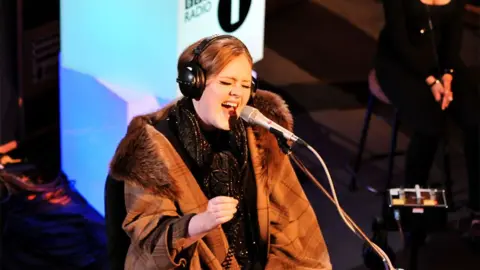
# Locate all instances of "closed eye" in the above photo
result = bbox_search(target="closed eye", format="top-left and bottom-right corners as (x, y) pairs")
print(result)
(220, 81), (231, 86)
(242, 85), (250, 89)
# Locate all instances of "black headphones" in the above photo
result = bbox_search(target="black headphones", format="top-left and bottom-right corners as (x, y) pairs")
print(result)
(176, 34), (257, 101)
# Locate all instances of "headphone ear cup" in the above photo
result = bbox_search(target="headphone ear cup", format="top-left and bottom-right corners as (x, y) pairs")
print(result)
(251, 78), (257, 98)
(247, 75), (257, 105)
(177, 62), (206, 100)
(193, 64), (207, 99)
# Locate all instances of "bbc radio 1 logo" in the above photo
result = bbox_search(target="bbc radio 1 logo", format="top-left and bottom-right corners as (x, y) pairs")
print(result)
(184, 0), (252, 33)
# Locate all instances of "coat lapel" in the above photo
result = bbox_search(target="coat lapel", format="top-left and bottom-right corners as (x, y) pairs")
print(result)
(156, 131), (240, 269)
(246, 127), (271, 254)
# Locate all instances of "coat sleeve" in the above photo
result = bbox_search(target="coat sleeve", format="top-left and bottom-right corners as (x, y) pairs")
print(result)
(122, 181), (198, 269)
(265, 157), (332, 270)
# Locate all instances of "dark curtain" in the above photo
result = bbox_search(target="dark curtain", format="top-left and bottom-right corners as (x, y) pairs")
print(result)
(266, 0), (307, 15)
(0, 0), (19, 146)
(469, 0), (480, 6)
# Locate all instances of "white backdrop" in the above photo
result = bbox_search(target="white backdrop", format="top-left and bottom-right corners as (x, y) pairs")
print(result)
(60, 0), (266, 215)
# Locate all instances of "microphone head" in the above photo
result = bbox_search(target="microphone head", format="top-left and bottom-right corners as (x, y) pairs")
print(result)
(240, 105), (257, 123)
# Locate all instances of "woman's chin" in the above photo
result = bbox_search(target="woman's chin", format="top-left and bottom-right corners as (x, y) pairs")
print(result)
(211, 111), (241, 131)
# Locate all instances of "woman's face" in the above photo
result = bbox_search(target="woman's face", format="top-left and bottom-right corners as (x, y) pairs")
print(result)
(192, 55), (252, 131)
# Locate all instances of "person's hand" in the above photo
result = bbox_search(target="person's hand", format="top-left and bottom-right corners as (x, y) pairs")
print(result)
(441, 74), (453, 110)
(430, 80), (445, 102)
(203, 196), (238, 227)
(188, 196), (238, 237)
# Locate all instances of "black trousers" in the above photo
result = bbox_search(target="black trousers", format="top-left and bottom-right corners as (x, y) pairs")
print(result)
(405, 127), (480, 211)
(376, 55), (480, 211)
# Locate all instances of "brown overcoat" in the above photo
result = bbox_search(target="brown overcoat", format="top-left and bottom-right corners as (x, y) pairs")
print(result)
(109, 89), (332, 269)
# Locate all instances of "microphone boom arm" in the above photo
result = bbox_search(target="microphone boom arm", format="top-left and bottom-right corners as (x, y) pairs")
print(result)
(269, 130), (398, 270)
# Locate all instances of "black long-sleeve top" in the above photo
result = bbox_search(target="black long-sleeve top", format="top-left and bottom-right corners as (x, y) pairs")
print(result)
(376, 0), (466, 79)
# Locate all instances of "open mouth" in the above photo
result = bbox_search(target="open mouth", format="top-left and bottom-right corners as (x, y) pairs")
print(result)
(221, 101), (239, 115)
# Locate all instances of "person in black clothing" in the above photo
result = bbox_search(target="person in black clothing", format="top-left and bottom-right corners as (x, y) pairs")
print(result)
(374, 0), (480, 232)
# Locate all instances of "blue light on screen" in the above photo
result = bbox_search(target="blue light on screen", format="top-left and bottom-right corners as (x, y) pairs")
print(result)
(60, 66), (127, 213)
(60, 0), (179, 215)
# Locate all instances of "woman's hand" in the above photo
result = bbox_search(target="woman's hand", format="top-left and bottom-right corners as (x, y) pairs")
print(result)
(426, 75), (453, 111)
(429, 79), (445, 102)
(441, 74), (453, 110)
(188, 196), (238, 237)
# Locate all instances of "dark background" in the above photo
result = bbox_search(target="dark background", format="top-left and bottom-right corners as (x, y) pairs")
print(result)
(1, 0), (479, 269)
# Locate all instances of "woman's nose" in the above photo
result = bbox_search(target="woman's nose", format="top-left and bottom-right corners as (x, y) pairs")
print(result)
(230, 85), (243, 96)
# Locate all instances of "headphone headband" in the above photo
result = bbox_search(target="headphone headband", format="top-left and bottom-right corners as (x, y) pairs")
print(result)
(192, 35), (231, 62)
(177, 34), (257, 101)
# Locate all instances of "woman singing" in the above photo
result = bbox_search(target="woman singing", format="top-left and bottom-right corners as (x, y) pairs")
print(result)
(107, 35), (332, 269)
(375, 0), (480, 235)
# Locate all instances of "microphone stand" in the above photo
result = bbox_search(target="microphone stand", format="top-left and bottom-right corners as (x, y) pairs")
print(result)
(270, 130), (401, 270)
(270, 129), (293, 155)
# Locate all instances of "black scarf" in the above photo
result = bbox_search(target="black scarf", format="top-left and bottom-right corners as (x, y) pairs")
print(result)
(168, 98), (253, 269)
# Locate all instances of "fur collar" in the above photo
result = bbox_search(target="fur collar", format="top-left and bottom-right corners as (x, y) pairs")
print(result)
(109, 89), (293, 199)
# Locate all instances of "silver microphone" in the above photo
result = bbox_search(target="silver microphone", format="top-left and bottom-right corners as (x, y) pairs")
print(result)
(240, 105), (306, 146)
